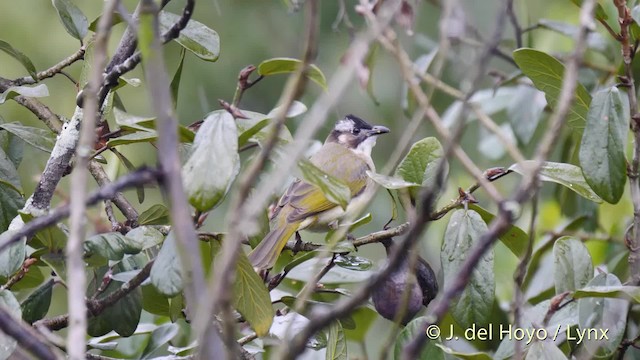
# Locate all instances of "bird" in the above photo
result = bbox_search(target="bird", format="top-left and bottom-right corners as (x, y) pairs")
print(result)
(371, 239), (439, 325)
(248, 115), (390, 270)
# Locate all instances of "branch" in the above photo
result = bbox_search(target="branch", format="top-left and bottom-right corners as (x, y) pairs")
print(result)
(0, 305), (61, 360)
(0, 167), (160, 254)
(12, 46), (86, 86)
(402, 0), (597, 356)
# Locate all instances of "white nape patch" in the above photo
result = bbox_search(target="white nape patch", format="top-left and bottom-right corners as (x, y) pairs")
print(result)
(354, 136), (377, 157)
(335, 119), (355, 132)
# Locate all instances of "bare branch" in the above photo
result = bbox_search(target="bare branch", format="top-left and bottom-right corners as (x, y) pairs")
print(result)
(12, 46), (86, 86)
(0, 305), (62, 360)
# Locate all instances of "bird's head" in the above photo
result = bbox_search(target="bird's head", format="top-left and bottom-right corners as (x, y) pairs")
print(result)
(326, 114), (390, 156)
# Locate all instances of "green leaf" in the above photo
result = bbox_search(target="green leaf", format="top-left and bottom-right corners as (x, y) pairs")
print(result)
(436, 344), (493, 360)
(140, 323), (179, 359)
(507, 85), (546, 144)
(0, 290), (20, 358)
(84, 232), (146, 266)
(141, 284), (170, 316)
(237, 103), (305, 147)
(326, 321), (348, 360)
(469, 205), (528, 258)
(170, 48), (186, 105)
(441, 209), (494, 327)
(112, 108), (195, 143)
(183, 111), (239, 211)
(509, 161), (603, 203)
(51, 0), (88, 41)
(0, 122), (56, 153)
(88, 12), (122, 32)
(395, 137), (446, 201)
(577, 273), (627, 357)
(0, 229), (26, 280)
(579, 87), (628, 204)
(150, 233), (183, 297)
(343, 306), (377, 342)
(298, 159), (352, 209)
(0, 148), (24, 232)
(111, 149), (144, 203)
(574, 285), (640, 302)
(569, 0), (608, 21)
(233, 250), (274, 336)
(20, 212), (66, 251)
(159, 11), (220, 62)
(0, 119), (24, 168)
(0, 84), (49, 104)
(553, 236), (593, 293)
(393, 317), (445, 360)
(334, 255), (372, 271)
(513, 48), (591, 131)
(366, 171), (420, 189)
(107, 131), (158, 146)
(525, 341), (567, 360)
(21, 278), (54, 324)
(0, 40), (37, 79)
(138, 204), (170, 225)
(88, 255), (144, 337)
(258, 57), (328, 90)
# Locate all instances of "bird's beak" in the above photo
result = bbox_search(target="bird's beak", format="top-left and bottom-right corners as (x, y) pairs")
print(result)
(367, 125), (390, 136)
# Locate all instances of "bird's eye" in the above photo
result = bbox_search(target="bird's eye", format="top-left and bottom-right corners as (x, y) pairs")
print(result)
(352, 128), (360, 134)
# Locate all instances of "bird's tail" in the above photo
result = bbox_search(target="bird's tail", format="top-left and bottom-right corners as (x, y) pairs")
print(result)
(248, 222), (299, 270)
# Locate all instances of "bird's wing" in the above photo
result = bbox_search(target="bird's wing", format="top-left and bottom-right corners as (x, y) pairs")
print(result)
(273, 144), (370, 223)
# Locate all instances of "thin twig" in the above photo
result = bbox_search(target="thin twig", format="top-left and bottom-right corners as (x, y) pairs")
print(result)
(506, 0), (523, 48)
(0, 305), (62, 360)
(12, 46), (86, 86)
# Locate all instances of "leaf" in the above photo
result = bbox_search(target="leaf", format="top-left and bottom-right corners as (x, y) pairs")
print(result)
(525, 341), (567, 360)
(343, 306), (377, 342)
(513, 48), (591, 131)
(0, 84), (49, 104)
(509, 161), (603, 203)
(21, 278), (54, 324)
(0, 119), (24, 168)
(140, 323), (179, 359)
(537, 19), (609, 53)
(258, 57), (328, 90)
(326, 321), (348, 360)
(507, 85), (546, 144)
(183, 111), (239, 211)
(366, 171), (420, 189)
(436, 344), (493, 360)
(469, 205), (528, 258)
(577, 273), (628, 357)
(0, 148), (24, 233)
(569, 0), (608, 21)
(51, 0), (88, 41)
(0, 229), (26, 279)
(0, 290), (20, 358)
(170, 48), (186, 105)
(441, 209), (494, 327)
(111, 149), (144, 203)
(237, 103), (305, 147)
(298, 159), (352, 210)
(88, 255), (145, 337)
(112, 108), (195, 143)
(84, 232), (147, 266)
(107, 131), (158, 147)
(141, 285), (170, 316)
(334, 255), (372, 271)
(0, 40), (37, 79)
(232, 250), (274, 336)
(150, 233), (183, 297)
(159, 11), (220, 62)
(579, 87), (628, 204)
(0, 122), (56, 153)
(574, 285), (640, 302)
(553, 237), (593, 293)
(393, 317), (445, 360)
(395, 137), (446, 201)
(138, 204), (170, 225)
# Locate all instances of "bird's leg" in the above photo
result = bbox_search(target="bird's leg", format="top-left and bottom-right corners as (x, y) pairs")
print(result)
(292, 231), (303, 255)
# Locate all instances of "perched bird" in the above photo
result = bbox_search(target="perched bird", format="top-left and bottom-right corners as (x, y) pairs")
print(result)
(248, 115), (390, 270)
(371, 239), (439, 325)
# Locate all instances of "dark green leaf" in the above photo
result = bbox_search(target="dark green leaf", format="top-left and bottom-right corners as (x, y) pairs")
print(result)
(0, 118), (24, 168)
(469, 205), (528, 258)
(366, 171), (420, 189)
(343, 306), (377, 342)
(577, 273), (627, 357)
(0, 229), (25, 280)
(393, 317), (445, 360)
(569, 0), (608, 21)
(513, 48), (591, 130)
(233, 250), (274, 336)
(509, 161), (603, 203)
(111, 149), (144, 203)
(169, 294), (184, 322)
(0, 122), (55, 153)
(88, 255), (144, 337)
(395, 137), (446, 201)
(183, 111), (239, 211)
(150, 233), (183, 297)
(170, 48), (186, 105)
(140, 323), (179, 359)
(553, 236), (593, 293)
(0, 84), (49, 104)
(19, 212), (66, 251)
(21, 279), (54, 324)
(107, 131), (157, 146)
(298, 159), (351, 210)
(141, 284), (170, 316)
(0, 147), (24, 232)
(51, 0), (88, 41)
(84, 232), (147, 266)
(326, 321), (347, 360)
(579, 87), (628, 204)
(10, 265), (44, 291)
(258, 57), (328, 90)
(0, 40), (37, 79)
(88, 12), (122, 32)
(525, 341), (567, 360)
(159, 11), (220, 61)
(441, 209), (494, 327)
(138, 204), (170, 225)
(334, 255), (372, 271)
(0, 290), (20, 358)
